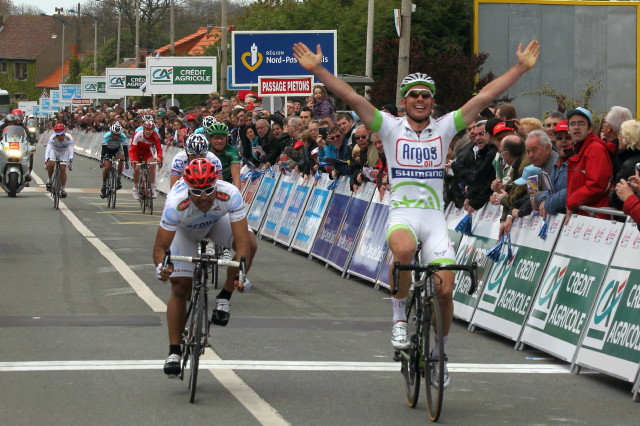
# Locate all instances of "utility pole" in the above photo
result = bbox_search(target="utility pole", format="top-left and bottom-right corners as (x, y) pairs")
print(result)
(135, 0), (140, 67)
(364, 0), (374, 100)
(170, 0), (175, 55)
(220, 0), (228, 95)
(396, 0), (413, 107)
(76, 3), (80, 49)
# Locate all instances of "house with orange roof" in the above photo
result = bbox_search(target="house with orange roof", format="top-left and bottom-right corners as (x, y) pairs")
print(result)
(0, 15), (91, 102)
(152, 25), (235, 57)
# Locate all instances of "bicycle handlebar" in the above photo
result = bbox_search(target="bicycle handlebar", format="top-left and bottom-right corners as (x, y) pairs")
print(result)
(392, 261), (478, 296)
(163, 249), (246, 284)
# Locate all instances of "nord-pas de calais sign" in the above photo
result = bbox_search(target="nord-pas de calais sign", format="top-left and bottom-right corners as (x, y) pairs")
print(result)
(81, 76), (120, 99)
(258, 76), (313, 97)
(232, 31), (337, 86)
(146, 56), (217, 94)
(105, 68), (147, 96)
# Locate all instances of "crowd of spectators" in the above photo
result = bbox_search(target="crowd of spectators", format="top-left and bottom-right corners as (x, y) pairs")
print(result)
(36, 87), (640, 228)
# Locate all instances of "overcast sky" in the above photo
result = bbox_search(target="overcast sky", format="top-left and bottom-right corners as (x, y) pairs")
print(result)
(15, 1), (83, 15)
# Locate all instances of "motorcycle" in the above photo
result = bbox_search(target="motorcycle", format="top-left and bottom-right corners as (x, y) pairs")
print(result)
(26, 119), (38, 145)
(0, 126), (33, 197)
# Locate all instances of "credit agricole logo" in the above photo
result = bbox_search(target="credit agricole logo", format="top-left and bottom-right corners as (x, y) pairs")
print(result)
(151, 66), (212, 84)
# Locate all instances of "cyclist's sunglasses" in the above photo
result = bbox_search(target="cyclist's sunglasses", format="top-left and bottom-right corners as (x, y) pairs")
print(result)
(405, 88), (433, 99)
(188, 186), (216, 197)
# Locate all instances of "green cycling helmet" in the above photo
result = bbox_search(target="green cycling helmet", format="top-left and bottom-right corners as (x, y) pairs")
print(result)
(206, 121), (229, 136)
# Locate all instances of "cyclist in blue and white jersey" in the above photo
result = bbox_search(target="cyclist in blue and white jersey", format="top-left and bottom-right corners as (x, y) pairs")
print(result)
(100, 123), (129, 198)
(153, 158), (257, 376)
(169, 133), (222, 189)
(293, 39), (540, 388)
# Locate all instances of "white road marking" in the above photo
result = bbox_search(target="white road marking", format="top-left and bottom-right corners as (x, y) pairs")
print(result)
(30, 170), (289, 426)
(0, 360), (571, 374)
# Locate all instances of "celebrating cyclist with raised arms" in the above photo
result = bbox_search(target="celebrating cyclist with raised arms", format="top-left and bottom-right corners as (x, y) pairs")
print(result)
(169, 133), (223, 189)
(153, 158), (257, 376)
(130, 120), (163, 199)
(99, 123), (129, 198)
(44, 122), (74, 198)
(293, 39), (539, 388)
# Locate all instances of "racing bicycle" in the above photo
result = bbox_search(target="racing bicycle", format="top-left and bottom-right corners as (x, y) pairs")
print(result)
(136, 161), (156, 215)
(103, 156), (122, 209)
(50, 158), (62, 210)
(392, 256), (477, 422)
(162, 241), (246, 403)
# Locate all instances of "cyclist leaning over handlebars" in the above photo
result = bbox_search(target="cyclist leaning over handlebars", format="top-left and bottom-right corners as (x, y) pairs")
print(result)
(153, 158), (257, 376)
(100, 123), (130, 198)
(45, 122), (74, 198)
(129, 119), (163, 199)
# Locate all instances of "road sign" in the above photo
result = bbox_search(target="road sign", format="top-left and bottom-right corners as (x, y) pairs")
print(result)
(258, 76), (313, 97)
(72, 98), (91, 105)
(232, 31), (337, 86)
(146, 56), (217, 94)
(105, 68), (147, 96)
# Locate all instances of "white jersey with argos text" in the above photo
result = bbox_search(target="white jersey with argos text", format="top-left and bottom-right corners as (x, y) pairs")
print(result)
(371, 109), (465, 211)
(160, 179), (245, 233)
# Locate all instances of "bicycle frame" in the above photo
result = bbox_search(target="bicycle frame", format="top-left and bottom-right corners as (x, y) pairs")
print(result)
(163, 245), (246, 403)
(136, 161), (157, 215)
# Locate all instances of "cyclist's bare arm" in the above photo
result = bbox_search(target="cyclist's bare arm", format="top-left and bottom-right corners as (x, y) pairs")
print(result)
(169, 173), (180, 189)
(230, 217), (254, 277)
(293, 42), (376, 128)
(230, 163), (241, 191)
(153, 227), (176, 281)
(460, 40), (539, 125)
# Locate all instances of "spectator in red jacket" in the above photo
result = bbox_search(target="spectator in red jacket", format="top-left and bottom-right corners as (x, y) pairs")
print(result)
(565, 107), (614, 222)
(615, 168), (640, 227)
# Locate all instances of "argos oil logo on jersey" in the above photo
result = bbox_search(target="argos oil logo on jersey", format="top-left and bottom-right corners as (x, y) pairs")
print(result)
(395, 138), (443, 168)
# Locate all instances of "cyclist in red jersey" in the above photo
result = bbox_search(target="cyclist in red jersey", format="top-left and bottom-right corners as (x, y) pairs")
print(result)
(129, 120), (163, 198)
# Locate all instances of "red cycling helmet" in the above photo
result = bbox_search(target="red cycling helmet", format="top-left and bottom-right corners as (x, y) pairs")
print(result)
(183, 158), (219, 189)
(11, 109), (23, 116)
(142, 120), (154, 130)
(186, 113), (197, 121)
(53, 123), (66, 135)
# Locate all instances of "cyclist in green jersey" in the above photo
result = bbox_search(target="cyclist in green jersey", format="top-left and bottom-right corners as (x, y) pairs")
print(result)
(206, 121), (241, 190)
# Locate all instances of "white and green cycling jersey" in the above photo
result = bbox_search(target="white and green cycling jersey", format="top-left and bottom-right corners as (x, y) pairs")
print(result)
(370, 109), (465, 211)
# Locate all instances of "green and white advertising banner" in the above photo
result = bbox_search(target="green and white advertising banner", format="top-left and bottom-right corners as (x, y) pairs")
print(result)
(575, 220), (640, 383)
(81, 76), (119, 99)
(471, 214), (564, 341)
(520, 215), (623, 362)
(445, 204), (466, 251)
(452, 203), (503, 322)
(146, 56), (217, 95)
(105, 68), (147, 96)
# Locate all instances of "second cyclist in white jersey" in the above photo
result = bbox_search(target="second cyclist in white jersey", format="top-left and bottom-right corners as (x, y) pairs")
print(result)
(100, 123), (129, 198)
(169, 133), (222, 189)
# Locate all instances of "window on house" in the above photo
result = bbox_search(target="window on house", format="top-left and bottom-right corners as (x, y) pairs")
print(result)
(0, 62), (7, 73)
(14, 62), (27, 80)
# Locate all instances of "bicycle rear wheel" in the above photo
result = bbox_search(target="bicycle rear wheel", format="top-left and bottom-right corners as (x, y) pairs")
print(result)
(146, 176), (153, 215)
(188, 287), (206, 403)
(424, 290), (445, 422)
(402, 292), (421, 408)
(139, 174), (147, 213)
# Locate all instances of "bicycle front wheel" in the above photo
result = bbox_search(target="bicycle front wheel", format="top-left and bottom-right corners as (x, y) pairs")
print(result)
(146, 177), (153, 215)
(188, 289), (206, 403)
(52, 166), (60, 210)
(424, 294), (445, 422)
(402, 293), (421, 408)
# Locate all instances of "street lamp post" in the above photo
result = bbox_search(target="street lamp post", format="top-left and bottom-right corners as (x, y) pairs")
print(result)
(41, 13), (66, 84)
(69, 9), (98, 73)
(135, 0), (140, 67)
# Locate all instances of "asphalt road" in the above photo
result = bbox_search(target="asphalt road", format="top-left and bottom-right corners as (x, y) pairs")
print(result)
(0, 153), (637, 425)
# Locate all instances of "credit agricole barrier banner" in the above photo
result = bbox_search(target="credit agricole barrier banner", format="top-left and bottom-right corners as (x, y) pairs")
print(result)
(146, 56), (217, 94)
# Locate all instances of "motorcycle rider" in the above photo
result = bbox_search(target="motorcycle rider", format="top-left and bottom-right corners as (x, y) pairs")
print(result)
(45, 123), (74, 198)
(100, 123), (130, 198)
